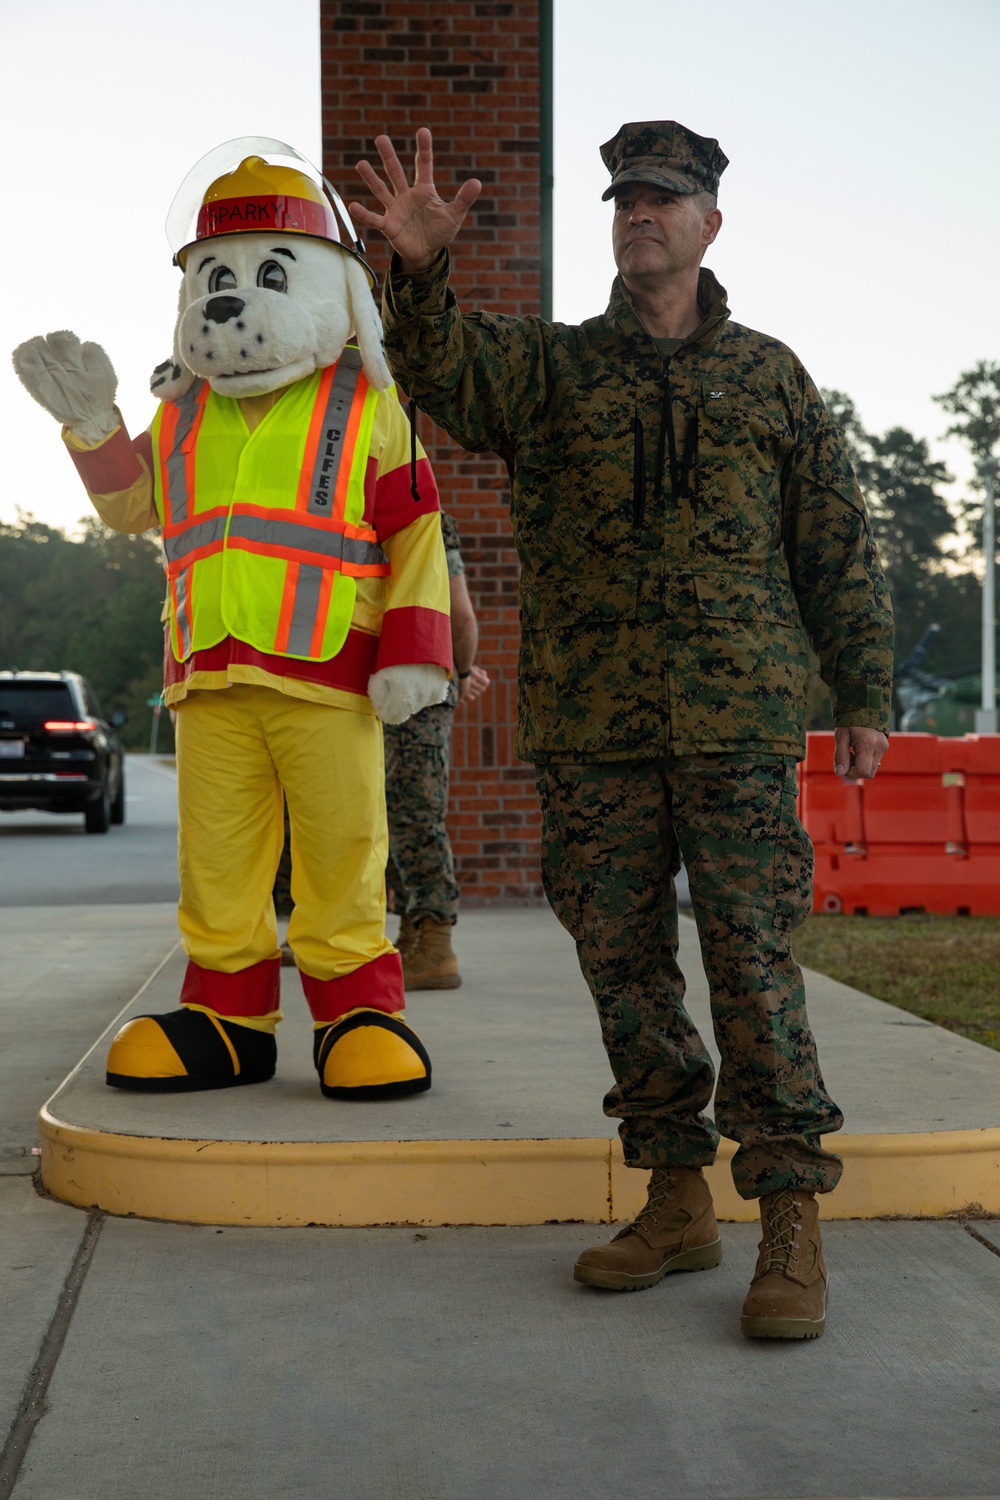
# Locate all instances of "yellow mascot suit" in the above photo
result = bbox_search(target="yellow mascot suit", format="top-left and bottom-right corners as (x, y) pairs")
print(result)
(14, 139), (452, 1101)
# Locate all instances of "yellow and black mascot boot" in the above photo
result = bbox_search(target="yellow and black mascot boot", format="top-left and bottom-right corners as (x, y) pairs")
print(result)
(313, 1008), (430, 1100)
(107, 1008), (276, 1092)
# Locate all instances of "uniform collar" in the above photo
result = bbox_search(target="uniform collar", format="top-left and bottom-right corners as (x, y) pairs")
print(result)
(605, 266), (731, 353)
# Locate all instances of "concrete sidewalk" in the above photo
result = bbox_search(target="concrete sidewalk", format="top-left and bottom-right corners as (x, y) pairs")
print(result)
(38, 908), (1000, 1226)
(3, 905), (1000, 1497)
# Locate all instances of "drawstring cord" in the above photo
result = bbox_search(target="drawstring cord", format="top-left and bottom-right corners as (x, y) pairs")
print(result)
(642, 359), (697, 518)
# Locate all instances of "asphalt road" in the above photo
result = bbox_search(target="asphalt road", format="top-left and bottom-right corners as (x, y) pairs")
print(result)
(0, 754), (179, 907)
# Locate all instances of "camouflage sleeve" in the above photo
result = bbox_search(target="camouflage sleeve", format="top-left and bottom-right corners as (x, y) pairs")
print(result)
(381, 251), (548, 464)
(440, 511), (465, 578)
(783, 374), (895, 729)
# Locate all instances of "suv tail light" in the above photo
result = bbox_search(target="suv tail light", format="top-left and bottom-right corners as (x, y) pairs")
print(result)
(43, 720), (96, 732)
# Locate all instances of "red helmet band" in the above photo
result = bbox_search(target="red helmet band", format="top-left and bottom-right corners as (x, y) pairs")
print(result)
(196, 194), (337, 243)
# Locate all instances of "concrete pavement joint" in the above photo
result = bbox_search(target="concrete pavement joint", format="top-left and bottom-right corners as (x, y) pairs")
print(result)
(963, 1222), (1000, 1258)
(39, 940), (182, 1105)
(0, 1210), (104, 1500)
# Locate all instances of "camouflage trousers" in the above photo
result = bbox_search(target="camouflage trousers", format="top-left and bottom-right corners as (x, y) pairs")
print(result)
(384, 700), (460, 925)
(535, 754), (843, 1199)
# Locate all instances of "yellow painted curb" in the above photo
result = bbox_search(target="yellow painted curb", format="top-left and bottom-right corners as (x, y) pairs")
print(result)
(39, 1109), (613, 1227)
(38, 1106), (1000, 1227)
(614, 1132), (1000, 1223)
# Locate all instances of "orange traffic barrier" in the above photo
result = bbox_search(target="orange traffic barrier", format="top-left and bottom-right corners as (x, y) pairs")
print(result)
(798, 732), (1000, 916)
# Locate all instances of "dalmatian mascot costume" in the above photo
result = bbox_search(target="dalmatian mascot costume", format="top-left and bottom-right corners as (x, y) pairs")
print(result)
(14, 139), (451, 1100)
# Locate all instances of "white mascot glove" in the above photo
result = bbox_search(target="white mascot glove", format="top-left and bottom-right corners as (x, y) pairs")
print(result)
(368, 665), (449, 725)
(12, 331), (119, 446)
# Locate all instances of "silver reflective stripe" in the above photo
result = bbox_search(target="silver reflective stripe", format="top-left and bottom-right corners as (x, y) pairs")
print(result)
(163, 513), (228, 564)
(306, 347), (363, 518)
(284, 565), (325, 656)
(226, 513), (387, 569)
(173, 568), (192, 656)
(163, 383), (204, 525)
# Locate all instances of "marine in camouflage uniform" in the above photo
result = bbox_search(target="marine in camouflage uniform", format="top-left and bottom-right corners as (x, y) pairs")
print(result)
(384, 511), (464, 928)
(373, 123), (894, 1207)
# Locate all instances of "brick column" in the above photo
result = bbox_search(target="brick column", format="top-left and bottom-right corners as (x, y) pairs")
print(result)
(321, 0), (544, 905)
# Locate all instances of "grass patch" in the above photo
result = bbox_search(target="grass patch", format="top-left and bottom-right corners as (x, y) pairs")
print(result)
(792, 914), (1000, 1052)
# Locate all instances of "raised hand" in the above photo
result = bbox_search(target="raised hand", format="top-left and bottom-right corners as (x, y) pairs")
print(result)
(13, 332), (118, 445)
(351, 128), (481, 273)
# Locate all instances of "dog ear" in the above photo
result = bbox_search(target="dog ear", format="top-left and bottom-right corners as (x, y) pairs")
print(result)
(150, 277), (196, 402)
(344, 257), (393, 392)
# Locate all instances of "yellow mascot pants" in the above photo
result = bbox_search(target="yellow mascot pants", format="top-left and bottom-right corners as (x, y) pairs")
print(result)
(174, 684), (401, 1027)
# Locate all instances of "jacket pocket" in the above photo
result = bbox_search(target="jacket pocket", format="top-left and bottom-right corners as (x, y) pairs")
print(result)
(692, 572), (800, 627)
(520, 574), (639, 629)
(517, 575), (657, 757)
(669, 572), (809, 748)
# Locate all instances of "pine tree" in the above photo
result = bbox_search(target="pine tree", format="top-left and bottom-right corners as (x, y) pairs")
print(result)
(821, 390), (977, 668)
(934, 359), (1000, 545)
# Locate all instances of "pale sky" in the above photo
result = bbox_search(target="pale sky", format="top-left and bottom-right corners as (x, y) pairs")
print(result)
(1, 0), (997, 535)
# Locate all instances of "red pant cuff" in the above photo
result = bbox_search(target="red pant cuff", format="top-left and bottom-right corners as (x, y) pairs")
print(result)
(180, 957), (282, 1017)
(299, 951), (404, 1024)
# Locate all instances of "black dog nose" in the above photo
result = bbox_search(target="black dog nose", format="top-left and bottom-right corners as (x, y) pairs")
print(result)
(204, 295), (245, 325)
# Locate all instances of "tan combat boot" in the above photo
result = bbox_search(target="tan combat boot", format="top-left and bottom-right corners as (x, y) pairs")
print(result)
(740, 1189), (828, 1339)
(574, 1165), (722, 1291)
(402, 918), (462, 991)
(395, 912), (418, 963)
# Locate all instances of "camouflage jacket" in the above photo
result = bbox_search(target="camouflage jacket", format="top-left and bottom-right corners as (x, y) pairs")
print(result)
(382, 255), (893, 763)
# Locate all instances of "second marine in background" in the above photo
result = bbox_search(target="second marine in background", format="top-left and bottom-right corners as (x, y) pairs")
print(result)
(387, 510), (490, 989)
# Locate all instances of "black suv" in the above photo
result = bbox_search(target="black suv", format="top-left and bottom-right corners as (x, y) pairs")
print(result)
(0, 671), (127, 834)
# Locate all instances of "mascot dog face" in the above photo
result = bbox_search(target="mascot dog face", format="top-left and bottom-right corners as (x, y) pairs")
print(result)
(158, 232), (392, 400)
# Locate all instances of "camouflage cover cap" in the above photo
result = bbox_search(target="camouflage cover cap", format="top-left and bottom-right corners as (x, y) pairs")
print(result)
(600, 121), (729, 201)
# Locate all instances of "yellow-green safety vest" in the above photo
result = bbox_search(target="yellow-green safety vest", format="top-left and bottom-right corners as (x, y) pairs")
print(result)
(152, 348), (390, 663)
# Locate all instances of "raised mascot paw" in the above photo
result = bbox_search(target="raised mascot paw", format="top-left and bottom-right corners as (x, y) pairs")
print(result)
(106, 1008), (276, 1093)
(368, 664), (449, 725)
(12, 331), (119, 445)
(313, 1010), (432, 1099)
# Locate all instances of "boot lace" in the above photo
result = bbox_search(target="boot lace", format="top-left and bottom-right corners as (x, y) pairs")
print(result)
(760, 1191), (802, 1274)
(631, 1167), (679, 1235)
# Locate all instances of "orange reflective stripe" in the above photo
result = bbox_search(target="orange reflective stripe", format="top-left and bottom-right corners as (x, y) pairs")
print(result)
(224, 501), (378, 543)
(332, 374), (369, 518)
(222, 510), (387, 572)
(274, 562), (300, 655)
(343, 520), (379, 542)
(309, 566), (336, 658)
(163, 505), (230, 573)
(157, 400), (179, 522)
(159, 382), (208, 525)
(299, 351), (366, 521)
(170, 567), (193, 657)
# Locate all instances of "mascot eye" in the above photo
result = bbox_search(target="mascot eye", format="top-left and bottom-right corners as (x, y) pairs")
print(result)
(208, 266), (237, 292)
(258, 261), (288, 293)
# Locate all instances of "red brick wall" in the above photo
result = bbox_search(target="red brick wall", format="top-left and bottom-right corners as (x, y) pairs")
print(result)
(321, 0), (544, 904)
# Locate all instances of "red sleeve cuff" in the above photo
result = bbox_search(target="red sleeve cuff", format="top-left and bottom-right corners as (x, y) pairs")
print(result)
(368, 455), (440, 540)
(375, 606), (452, 673)
(67, 424), (146, 493)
